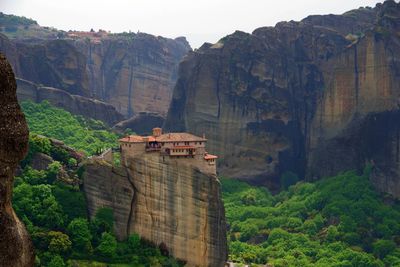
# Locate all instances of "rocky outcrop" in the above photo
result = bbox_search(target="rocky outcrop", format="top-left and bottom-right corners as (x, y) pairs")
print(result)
(31, 152), (53, 171)
(0, 53), (34, 266)
(16, 78), (124, 126)
(83, 153), (227, 267)
(165, 1), (400, 195)
(0, 30), (191, 117)
(113, 112), (165, 135)
(16, 38), (90, 96)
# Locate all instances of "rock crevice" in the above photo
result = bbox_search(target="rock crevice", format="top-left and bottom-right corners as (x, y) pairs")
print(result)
(83, 153), (227, 267)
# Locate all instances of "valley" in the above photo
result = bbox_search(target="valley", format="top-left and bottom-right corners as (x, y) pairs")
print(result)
(1, 1), (400, 267)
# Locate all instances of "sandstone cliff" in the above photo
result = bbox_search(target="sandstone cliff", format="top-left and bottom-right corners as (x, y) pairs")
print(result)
(0, 28), (191, 118)
(0, 53), (34, 266)
(165, 1), (400, 195)
(83, 153), (227, 267)
(16, 78), (124, 126)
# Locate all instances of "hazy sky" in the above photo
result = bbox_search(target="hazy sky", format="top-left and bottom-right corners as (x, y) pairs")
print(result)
(0, 0), (385, 48)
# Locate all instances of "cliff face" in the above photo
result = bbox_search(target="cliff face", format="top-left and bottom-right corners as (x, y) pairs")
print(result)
(72, 34), (190, 117)
(113, 112), (165, 135)
(0, 31), (191, 118)
(165, 1), (400, 195)
(83, 153), (227, 267)
(0, 53), (34, 266)
(16, 78), (124, 126)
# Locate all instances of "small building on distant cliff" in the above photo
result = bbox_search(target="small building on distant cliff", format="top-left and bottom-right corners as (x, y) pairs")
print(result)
(119, 127), (218, 175)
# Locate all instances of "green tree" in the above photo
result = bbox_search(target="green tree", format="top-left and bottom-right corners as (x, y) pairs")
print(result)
(48, 231), (72, 255)
(127, 234), (141, 252)
(373, 239), (396, 259)
(47, 255), (65, 267)
(67, 218), (92, 252)
(96, 232), (117, 258)
(325, 225), (339, 242)
(46, 161), (62, 183)
(67, 158), (77, 167)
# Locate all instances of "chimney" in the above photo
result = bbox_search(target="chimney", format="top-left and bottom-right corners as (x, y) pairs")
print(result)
(152, 127), (162, 137)
(203, 133), (206, 139)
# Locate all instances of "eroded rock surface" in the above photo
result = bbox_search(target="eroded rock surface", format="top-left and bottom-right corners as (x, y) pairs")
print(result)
(165, 1), (400, 196)
(0, 31), (191, 117)
(0, 53), (34, 266)
(83, 153), (227, 267)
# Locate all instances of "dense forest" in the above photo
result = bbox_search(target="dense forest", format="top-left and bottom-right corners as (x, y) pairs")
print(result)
(14, 101), (183, 267)
(222, 169), (400, 266)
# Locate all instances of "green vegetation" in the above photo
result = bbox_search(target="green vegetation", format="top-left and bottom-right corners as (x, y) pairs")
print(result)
(21, 101), (119, 156)
(13, 139), (182, 267)
(0, 13), (62, 40)
(222, 169), (400, 266)
(14, 102), (182, 266)
(0, 12), (37, 27)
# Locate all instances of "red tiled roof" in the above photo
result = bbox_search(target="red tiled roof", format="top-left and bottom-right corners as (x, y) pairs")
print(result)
(119, 135), (145, 143)
(119, 132), (207, 143)
(144, 136), (156, 142)
(156, 132), (206, 142)
(204, 154), (218, 160)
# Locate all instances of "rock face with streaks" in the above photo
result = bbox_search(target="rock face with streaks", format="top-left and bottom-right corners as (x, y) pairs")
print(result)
(0, 29), (191, 118)
(165, 1), (400, 196)
(83, 153), (227, 267)
(0, 53), (34, 266)
(72, 34), (190, 117)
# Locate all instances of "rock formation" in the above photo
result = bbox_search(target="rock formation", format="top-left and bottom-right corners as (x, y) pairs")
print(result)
(0, 28), (191, 118)
(165, 1), (400, 196)
(83, 153), (227, 266)
(16, 78), (124, 126)
(0, 53), (34, 266)
(113, 112), (165, 135)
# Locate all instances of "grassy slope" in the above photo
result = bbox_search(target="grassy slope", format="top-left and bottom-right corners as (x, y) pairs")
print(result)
(21, 101), (118, 155)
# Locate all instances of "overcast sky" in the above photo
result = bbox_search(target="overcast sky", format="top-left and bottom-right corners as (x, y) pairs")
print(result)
(0, 0), (386, 48)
